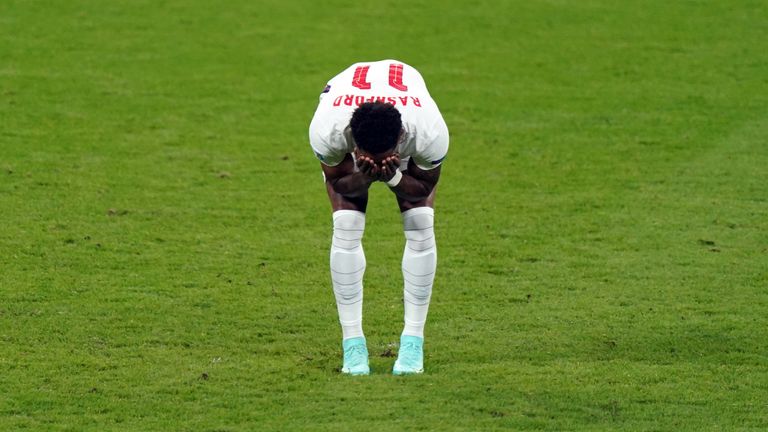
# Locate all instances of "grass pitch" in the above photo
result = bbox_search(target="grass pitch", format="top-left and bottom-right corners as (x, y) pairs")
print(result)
(2, 1), (767, 430)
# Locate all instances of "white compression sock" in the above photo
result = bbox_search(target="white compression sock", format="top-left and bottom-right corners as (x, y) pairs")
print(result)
(330, 210), (366, 340)
(401, 207), (436, 339)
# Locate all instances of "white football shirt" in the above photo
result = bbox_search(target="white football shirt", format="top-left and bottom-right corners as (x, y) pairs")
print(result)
(309, 60), (449, 170)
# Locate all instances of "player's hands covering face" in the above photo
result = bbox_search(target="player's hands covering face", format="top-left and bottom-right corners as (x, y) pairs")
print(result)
(379, 153), (401, 182)
(356, 152), (400, 182)
(356, 154), (381, 181)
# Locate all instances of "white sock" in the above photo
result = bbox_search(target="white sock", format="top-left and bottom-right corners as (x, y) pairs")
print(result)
(330, 210), (366, 340)
(401, 207), (436, 339)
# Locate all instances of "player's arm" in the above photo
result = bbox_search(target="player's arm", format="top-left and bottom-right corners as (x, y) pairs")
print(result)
(382, 156), (441, 202)
(321, 153), (377, 198)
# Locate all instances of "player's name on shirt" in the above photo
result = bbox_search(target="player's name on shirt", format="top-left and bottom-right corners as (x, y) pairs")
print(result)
(331, 94), (423, 108)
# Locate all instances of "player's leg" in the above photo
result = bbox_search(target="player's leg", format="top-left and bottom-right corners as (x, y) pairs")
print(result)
(393, 187), (437, 375)
(325, 178), (370, 375)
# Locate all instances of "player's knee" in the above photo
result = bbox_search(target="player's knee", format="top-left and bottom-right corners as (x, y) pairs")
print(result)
(332, 210), (365, 250)
(331, 211), (366, 299)
(403, 207), (435, 251)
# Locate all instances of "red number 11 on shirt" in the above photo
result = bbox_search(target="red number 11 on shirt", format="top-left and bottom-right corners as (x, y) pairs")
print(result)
(351, 63), (408, 91)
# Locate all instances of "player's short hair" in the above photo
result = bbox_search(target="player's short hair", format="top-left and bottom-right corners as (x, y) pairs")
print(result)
(349, 102), (402, 154)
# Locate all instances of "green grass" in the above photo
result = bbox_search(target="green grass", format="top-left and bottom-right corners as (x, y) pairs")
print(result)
(2, 0), (767, 430)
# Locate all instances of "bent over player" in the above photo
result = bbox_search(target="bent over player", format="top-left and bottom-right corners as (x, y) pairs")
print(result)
(309, 60), (449, 375)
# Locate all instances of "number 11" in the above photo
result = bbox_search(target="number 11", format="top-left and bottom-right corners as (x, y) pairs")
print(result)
(352, 63), (409, 92)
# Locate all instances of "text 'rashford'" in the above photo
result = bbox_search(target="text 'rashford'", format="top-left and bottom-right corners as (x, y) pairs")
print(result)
(333, 95), (422, 108)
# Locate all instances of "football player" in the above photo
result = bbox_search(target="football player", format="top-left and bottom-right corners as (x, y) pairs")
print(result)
(309, 60), (449, 375)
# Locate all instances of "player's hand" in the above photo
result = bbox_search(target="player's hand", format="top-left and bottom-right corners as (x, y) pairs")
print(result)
(356, 155), (380, 182)
(379, 153), (401, 182)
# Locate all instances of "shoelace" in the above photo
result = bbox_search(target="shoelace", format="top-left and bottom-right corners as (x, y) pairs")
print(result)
(345, 345), (368, 362)
(398, 342), (422, 363)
